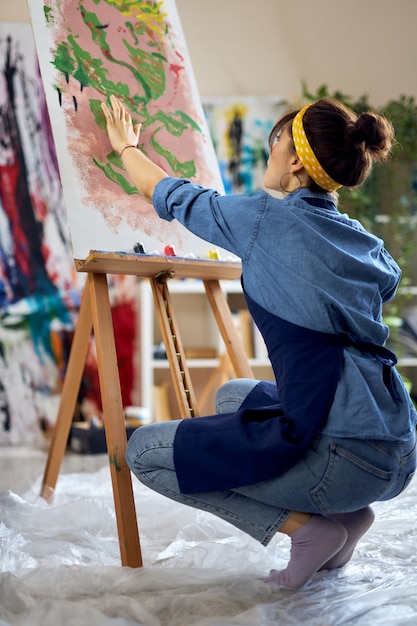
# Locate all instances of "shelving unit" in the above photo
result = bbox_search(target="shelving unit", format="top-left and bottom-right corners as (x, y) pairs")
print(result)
(139, 279), (417, 421)
(140, 278), (273, 421)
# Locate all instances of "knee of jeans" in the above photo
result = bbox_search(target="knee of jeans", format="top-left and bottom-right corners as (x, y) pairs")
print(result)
(126, 427), (145, 471)
(215, 378), (259, 413)
(126, 420), (180, 476)
(215, 380), (234, 412)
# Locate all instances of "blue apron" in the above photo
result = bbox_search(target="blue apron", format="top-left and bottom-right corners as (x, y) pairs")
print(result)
(173, 291), (399, 494)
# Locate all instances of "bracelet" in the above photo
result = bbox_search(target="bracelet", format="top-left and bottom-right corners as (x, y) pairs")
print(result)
(119, 144), (138, 158)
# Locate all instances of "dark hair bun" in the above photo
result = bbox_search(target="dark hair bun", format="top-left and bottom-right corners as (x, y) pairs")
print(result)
(346, 113), (394, 162)
(301, 98), (396, 188)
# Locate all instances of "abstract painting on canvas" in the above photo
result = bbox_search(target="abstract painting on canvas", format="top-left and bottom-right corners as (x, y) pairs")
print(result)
(27, 0), (225, 260)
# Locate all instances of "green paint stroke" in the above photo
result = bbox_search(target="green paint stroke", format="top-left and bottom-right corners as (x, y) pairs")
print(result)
(90, 98), (108, 130)
(53, 41), (76, 80)
(68, 34), (132, 98)
(125, 21), (139, 45)
(80, 4), (165, 100)
(123, 39), (166, 101)
(49, 0), (204, 191)
(44, 5), (54, 23)
(109, 452), (122, 472)
(148, 109), (201, 137)
(150, 134), (196, 179)
(94, 156), (140, 195)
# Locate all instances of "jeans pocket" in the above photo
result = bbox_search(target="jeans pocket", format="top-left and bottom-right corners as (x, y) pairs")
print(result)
(396, 470), (416, 497)
(383, 439), (417, 499)
(311, 443), (394, 512)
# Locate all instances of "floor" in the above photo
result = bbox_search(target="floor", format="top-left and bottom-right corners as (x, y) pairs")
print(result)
(0, 442), (109, 495)
(1, 443), (417, 625)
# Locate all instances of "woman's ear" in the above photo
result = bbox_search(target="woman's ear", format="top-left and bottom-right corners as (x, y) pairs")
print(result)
(289, 154), (304, 175)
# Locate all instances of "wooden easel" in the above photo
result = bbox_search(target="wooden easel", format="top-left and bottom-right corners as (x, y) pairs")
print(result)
(41, 251), (254, 568)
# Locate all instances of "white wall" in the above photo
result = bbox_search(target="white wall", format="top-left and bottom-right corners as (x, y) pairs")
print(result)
(2, 0), (417, 106)
(175, 0), (417, 106)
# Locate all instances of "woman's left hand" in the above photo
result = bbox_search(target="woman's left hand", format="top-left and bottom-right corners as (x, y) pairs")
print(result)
(101, 94), (141, 156)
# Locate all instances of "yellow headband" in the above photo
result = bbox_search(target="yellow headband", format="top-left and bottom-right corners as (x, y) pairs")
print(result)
(292, 103), (342, 192)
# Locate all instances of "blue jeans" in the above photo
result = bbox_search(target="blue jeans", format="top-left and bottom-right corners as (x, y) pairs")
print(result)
(126, 379), (416, 546)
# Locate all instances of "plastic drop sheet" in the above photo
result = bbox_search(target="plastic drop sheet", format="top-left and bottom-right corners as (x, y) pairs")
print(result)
(1, 466), (417, 625)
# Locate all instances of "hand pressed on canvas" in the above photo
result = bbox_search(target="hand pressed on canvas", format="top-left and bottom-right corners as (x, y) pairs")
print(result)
(101, 95), (168, 203)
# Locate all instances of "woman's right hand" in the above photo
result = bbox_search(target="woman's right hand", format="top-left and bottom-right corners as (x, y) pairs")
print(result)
(101, 94), (141, 156)
(100, 94), (168, 203)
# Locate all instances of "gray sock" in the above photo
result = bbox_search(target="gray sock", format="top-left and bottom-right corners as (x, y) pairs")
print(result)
(319, 506), (375, 570)
(268, 515), (347, 590)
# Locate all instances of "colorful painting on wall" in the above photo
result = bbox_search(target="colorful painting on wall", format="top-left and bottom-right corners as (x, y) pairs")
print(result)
(203, 97), (284, 195)
(27, 0), (226, 261)
(0, 22), (78, 442)
(0, 23), (139, 443)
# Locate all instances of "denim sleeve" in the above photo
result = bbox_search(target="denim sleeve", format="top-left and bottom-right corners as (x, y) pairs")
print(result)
(152, 177), (264, 260)
(380, 247), (402, 303)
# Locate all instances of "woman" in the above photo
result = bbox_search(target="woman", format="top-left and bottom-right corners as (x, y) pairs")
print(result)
(101, 95), (417, 589)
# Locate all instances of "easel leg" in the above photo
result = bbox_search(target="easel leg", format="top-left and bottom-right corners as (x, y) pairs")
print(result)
(203, 280), (255, 379)
(89, 273), (142, 567)
(41, 277), (93, 500)
(198, 353), (234, 414)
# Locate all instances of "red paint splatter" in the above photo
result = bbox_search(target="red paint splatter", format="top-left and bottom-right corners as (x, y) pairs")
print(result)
(112, 300), (136, 407)
(82, 300), (137, 410)
(30, 191), (48, 220)
(0, 161), (32, 278)
(169, 63), (183, 77)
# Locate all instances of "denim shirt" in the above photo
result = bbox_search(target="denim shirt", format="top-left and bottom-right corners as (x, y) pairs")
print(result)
(153, 178), (417, 441)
